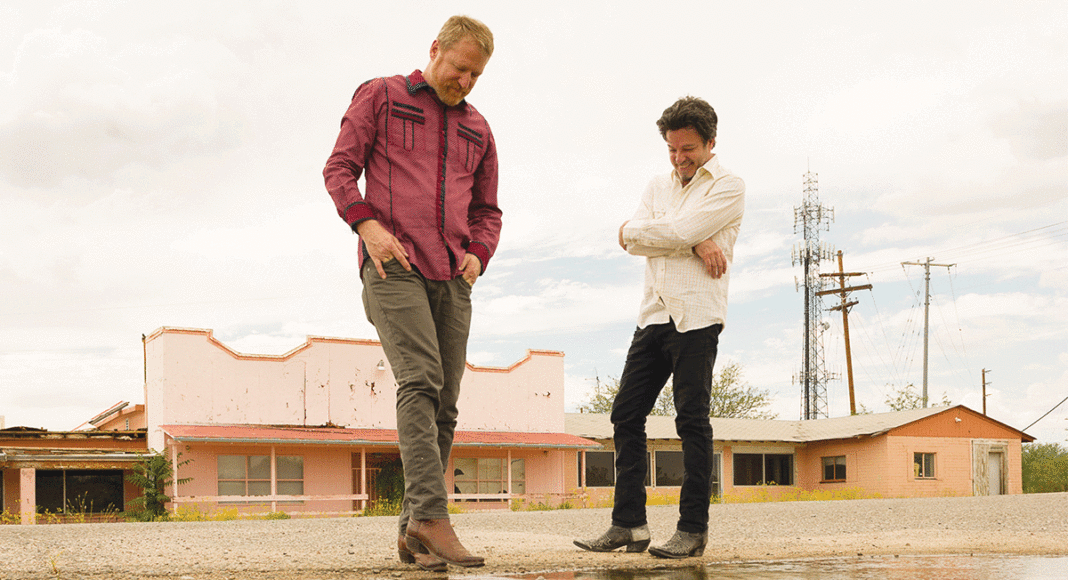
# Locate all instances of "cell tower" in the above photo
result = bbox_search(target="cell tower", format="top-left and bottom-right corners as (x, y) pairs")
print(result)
(791, 170), (836, 420)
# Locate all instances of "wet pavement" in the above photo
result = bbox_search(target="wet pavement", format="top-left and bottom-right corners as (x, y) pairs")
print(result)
(465, 555), (1068, 580)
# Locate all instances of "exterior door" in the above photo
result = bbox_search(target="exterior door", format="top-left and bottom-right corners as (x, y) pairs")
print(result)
(987, 452), (1004, 495)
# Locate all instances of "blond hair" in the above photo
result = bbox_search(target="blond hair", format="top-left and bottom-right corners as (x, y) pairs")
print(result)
(437, 15), (494, 57)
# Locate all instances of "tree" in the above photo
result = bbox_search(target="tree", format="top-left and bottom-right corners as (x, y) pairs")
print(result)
(884, 383), (952, 411)
(706, 361), (777, 419)
(126, 452), (191, 521)
(1021, 442), (1068, 493)
(578, 361), (777, 419)
(578, 374), (619, 414)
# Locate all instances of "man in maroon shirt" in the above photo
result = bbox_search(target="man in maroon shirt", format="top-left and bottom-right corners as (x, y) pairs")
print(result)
(323, 15), (501, 572)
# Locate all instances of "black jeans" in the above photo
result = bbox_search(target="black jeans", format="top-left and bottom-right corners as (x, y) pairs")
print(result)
(610, 321), (721, 534)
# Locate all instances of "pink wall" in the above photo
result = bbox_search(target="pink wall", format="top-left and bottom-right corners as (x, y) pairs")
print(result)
(145, 328), (566, 451)
(798, 439), (890, 494)
(171, 442), (359, 514)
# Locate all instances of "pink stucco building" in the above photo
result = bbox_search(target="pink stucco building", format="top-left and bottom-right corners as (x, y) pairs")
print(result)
(2, 327), (1035, 524)
(144, 327), (596, 516)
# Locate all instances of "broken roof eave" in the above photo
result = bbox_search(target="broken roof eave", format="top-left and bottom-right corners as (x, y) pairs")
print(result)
(162, 424), (600, 450)
(1, 452), (149, 463)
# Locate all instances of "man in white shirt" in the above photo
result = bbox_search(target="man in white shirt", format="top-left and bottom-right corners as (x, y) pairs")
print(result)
(575, 96), (744, 559)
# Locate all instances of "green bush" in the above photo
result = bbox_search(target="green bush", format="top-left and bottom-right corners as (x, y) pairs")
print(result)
(1022, 442), (1068, 493)
(126, 452), (192, 521)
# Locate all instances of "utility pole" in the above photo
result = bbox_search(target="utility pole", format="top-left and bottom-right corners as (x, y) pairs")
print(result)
(982, 369), (991, 415)
(901, 257), (955, 407)
(817, 251), (872, 415)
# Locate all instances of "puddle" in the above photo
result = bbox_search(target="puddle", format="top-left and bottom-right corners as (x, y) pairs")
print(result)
(463, 555), (1068, 580)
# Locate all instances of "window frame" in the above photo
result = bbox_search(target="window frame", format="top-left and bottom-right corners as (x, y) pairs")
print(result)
(580, 450), (616, 488)
(217, 454), (304, 497)
(653, 450), (685, 487)
(732, 452), (795, 486)
(579, 450), (652, 488)
(914, 452), (936, 479)
(453, 456), (525, 500)
(821, 455), (847, 482)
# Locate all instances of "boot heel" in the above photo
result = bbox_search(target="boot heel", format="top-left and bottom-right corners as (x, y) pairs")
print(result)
(398, 535), (416, 563)
(626, 539), (650, 552)
(691, 547), (704, 557)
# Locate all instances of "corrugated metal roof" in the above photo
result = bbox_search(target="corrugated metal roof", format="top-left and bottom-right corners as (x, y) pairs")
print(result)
(161, 424), (599, 449)
(565, 406), (962, 443)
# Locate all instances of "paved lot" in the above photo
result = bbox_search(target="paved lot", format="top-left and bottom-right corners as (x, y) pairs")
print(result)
(3, 493), (1067, 579)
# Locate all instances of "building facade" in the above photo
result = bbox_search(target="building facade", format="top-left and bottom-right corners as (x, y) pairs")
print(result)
(568, 405), (1033, 504)
(2, 327), (1035, 524)
(144, 327), (596, 516)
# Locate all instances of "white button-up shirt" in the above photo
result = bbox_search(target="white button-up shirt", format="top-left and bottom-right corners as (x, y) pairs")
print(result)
(621, 155), (745, 332)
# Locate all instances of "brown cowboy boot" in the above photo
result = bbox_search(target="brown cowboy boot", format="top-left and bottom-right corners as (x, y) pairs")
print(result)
(398, 534), (447, 572)
(407, 518), (485, 567)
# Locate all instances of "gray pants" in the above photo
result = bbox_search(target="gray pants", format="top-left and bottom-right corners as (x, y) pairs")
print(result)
(361, 260), (472, 533)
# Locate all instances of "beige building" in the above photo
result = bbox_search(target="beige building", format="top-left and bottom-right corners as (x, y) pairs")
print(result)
(568, 405), (1034, 503)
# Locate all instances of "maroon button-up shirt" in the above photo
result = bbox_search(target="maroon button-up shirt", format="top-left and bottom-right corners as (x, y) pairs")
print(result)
(324, 70), (502, 281)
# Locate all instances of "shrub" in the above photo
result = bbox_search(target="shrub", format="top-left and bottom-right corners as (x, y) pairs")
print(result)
(126, 452), (192, 521)
(1022, 442), (1068, 493)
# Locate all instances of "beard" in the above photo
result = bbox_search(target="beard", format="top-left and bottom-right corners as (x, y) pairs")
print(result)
(436, 84), (468, 106)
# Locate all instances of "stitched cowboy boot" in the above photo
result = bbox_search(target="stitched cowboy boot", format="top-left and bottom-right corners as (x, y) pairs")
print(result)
(407, 518), (485, 567)
(648, 529), (707, 559)
(573, 524), (651, 552)
(398, 534), (447, 572)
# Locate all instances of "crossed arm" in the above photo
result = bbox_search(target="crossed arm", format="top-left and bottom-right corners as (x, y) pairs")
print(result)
(618, 174), (744, 279)
(619, 222), (727, 278)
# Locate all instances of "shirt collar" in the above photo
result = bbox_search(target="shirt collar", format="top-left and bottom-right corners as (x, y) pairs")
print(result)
(672, 154), (719, 185)
(406, 70), (469, 108)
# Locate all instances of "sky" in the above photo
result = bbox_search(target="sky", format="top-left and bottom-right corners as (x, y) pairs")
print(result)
(2, 1), (1066, 445)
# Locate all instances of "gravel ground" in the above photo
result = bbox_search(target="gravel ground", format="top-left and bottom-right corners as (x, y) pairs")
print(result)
(3, 493), (1067, 579)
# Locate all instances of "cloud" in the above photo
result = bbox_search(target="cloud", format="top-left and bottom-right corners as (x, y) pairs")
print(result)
(474, 278), (639, 337)
(0, 27), (247, 189)
(991, 99), (1068, 162)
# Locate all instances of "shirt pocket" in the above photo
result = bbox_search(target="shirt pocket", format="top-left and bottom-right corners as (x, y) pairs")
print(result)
(388, 102), (426, 152)
(454, 122), (485, 173)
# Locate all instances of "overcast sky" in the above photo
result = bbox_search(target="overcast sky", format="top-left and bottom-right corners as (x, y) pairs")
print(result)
(2, 1), (1066, 445)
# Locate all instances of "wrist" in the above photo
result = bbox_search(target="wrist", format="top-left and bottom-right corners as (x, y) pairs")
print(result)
(355, 219), (379, 237)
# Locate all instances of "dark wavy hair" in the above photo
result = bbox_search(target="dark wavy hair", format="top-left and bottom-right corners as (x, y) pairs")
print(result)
(656, 96), (717, 143)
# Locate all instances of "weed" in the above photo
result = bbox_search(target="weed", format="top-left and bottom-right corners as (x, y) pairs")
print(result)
(362, 498), (403, 517)
(213, 507), (241, 521)
(645, 490), (679, 506)
(170, 504), (209, 522)
(720, 485), (882, 504)
(509, 496), (576, 511)
(0, 509), (20, 525)
(48, 550), (62, 579)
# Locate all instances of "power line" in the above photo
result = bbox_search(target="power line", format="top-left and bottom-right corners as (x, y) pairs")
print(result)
(863, 221), (1067, 274)
(1023, 395), (1068, 432)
